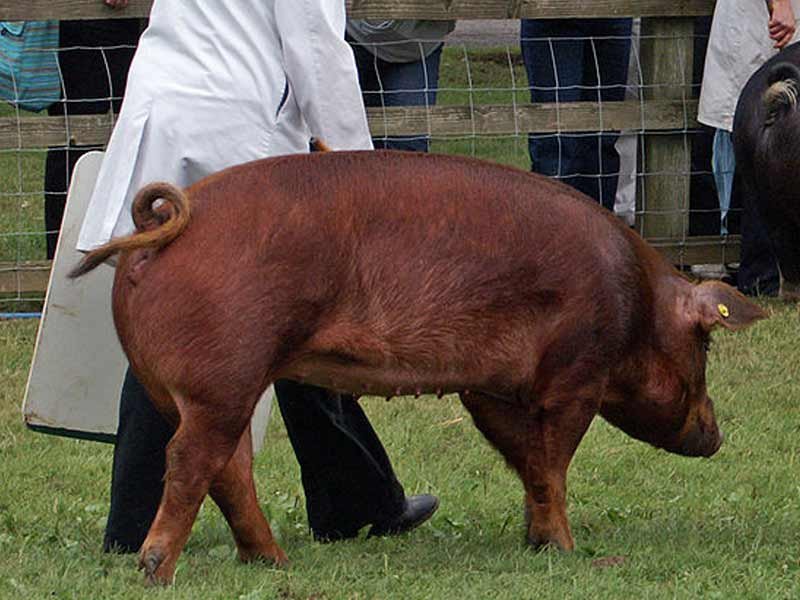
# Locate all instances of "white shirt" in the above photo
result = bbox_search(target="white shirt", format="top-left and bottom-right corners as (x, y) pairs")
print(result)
(77, 0), (373, 251)
(698, 0), (800, 131)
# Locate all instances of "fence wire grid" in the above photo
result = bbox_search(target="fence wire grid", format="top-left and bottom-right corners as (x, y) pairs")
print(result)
(0, 18), (735, 309)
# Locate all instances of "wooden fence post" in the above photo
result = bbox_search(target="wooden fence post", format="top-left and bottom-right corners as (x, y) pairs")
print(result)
(638, 17), (695, 241)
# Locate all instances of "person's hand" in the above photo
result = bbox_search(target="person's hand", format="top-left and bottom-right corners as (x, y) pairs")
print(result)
(769, 0), (797, 49)
(103, 0), (129, 9)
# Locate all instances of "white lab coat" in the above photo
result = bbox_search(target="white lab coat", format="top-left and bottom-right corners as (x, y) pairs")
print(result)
(77, 0), (373, 251)
(698, 0), (800, 132)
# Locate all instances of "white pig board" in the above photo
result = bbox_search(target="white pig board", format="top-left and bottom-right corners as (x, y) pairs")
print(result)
(23, 151), (272, 452)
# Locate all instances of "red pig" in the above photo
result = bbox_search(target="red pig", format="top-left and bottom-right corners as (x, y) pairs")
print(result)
(71, 151), (766, 585)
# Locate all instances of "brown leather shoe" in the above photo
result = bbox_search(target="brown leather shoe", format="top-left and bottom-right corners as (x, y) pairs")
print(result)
(367, 494), (439, 538)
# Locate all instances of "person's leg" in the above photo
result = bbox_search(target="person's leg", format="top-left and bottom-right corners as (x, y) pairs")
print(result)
(55, 19), (141, 117)
(351, 42), (443, 152)
(275, 380), (405, 539)
(350, 37), (381, 108)
(45, 19), (141, 257)
(689, 126), (720, 236)
(549, 19), (632, 206)
(103, 368), (173, 553)
(275, 380), (437, 541)
(44, 146), (69, 260)
(587, 19), (633, 209)
(375, 46), (443, 152)
(522, 19), (632, 208)
(712, 129), (736, 234)
(44, 142), (98, 258)
(521, 20), (591, 193)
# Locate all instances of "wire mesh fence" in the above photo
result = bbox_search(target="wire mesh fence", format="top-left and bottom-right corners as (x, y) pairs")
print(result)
(0, 9), (733, 310)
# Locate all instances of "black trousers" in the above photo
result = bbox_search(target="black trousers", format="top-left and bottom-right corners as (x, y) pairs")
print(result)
(275, 380), (405, 539)
(44, 19), (142, 258)
(104, 369), (405, 551)
(103, 369), (171, 552)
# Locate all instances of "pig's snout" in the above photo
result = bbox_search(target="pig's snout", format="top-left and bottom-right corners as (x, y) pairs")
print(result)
(679, 422), (723, 457)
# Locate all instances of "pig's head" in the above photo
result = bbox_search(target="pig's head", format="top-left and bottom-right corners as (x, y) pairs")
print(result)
(602, 279), (767, 458)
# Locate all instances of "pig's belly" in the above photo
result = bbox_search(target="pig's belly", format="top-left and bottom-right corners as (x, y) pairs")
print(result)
(280, 358), (499, 399)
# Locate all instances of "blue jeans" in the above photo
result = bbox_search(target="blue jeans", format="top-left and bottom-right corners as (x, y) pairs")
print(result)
(712, 129), (735, 234)
(350, 41), (443, 153)
(521, 19), (633, 209)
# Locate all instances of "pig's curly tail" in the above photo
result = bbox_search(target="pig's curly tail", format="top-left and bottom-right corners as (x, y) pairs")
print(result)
(68, 182), (190, 279)
(763, 62), (800, 126)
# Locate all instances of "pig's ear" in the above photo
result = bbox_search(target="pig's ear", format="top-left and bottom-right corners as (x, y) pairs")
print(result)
(691, 281), (769, 332)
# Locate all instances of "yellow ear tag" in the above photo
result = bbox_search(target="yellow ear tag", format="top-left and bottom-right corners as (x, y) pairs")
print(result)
(717, 303), (730, 318)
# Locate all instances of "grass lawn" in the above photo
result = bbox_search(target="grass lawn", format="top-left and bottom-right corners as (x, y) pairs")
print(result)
(2, 300), (800, 598)
(1, 45), (793, 599)
(0, 102), (48, 264)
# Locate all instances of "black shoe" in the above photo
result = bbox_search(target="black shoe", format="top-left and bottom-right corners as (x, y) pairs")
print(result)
(367, 494), (439, 538)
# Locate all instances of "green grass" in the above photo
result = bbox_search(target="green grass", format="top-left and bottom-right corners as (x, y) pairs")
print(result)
(0, 102), (48, 264)
(431, 48), (530, 170)
(2, 301), (800, 598)
(1, 46), (793, 598)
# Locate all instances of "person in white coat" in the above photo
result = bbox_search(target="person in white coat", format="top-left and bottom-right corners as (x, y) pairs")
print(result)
(84, 0), (438, 552)
(698, 0), (798, 293)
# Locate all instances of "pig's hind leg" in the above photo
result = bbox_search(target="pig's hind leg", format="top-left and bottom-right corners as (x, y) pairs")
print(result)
(460, 386), (598, 552)
(208, 426), (288, 567)
(137, 385), (265, 586)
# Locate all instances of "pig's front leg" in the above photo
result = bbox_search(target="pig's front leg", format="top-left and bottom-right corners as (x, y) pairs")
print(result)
(460, 387), (598, 551)
(522, 466), (572, 550)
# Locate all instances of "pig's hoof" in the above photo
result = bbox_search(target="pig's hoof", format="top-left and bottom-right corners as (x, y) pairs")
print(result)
(139, 547), (171, 586)
(526, 531), (574, 552)
(269, 547), (290, 569)
(525, 532), (550, 552)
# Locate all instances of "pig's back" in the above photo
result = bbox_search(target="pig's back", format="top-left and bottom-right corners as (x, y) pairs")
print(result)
(186, 150), (625, 277)
(181, 150), (645, 321)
